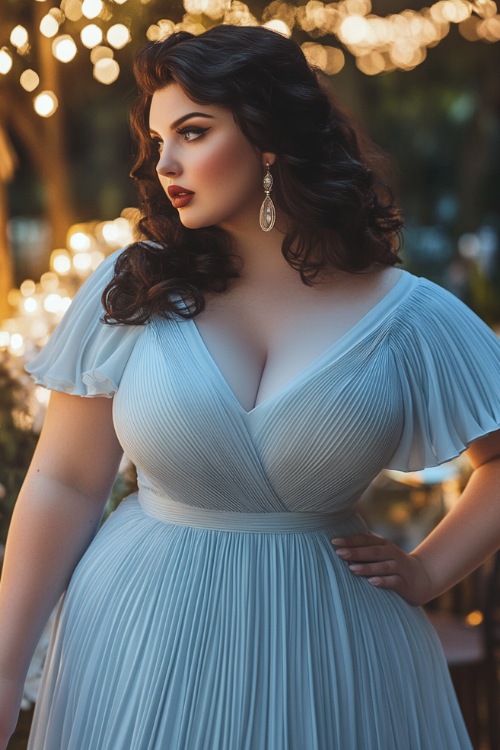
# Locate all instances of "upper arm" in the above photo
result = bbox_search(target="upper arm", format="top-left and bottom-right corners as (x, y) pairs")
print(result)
(465, 428), (500, 469)
(28, 391), (124, 501)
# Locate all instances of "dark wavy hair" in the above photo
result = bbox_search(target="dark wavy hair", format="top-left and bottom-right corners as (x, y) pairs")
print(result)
(103, 25), (402, 324)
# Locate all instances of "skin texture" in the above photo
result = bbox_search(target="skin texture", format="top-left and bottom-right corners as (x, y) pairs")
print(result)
(149, 84), (275, 233)
(331, 430), (500, 606)
(0, 83), (499, 749)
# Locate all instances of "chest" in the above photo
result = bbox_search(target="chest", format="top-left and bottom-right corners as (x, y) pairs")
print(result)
(192, 271), (403, 412)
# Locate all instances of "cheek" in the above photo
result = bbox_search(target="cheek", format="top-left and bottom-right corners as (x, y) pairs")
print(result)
(196, 135), (260, 190)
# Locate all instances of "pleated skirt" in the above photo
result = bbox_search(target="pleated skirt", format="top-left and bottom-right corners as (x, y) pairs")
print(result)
(28, 494), (472, 749)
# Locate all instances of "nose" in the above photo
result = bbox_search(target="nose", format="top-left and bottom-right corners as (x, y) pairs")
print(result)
(156, 151), (182, 179)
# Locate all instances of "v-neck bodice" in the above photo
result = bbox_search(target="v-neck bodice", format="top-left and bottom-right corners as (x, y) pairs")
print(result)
(184, 271), (417, 415)
(25, 248), (500, 750)
(26, 248), (500, 516)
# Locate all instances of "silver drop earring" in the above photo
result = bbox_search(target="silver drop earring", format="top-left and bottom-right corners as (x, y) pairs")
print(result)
(259, 163), (276, 232)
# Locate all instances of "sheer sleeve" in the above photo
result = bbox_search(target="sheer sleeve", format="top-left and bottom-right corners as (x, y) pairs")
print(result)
(25, 249), (142, 397)
(387, 279), (500, 471)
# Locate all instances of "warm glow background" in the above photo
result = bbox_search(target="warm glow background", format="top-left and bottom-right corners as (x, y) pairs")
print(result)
(1, 0), (499, 328)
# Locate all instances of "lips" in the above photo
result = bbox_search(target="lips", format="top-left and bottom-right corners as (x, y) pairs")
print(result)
(167, 185), (195, 209)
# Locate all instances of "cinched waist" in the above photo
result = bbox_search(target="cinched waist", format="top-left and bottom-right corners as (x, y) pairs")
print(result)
(136, 489), (357, 533)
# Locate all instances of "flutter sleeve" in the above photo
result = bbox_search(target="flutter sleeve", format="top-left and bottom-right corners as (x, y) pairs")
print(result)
(25, 248), (142, 397)
(387, 278), (500, 471)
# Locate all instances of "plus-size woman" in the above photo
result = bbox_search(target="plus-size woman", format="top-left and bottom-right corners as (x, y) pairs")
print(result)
(1, 25), (499, 750)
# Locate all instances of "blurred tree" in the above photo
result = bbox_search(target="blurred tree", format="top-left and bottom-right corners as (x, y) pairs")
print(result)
(0, 0), (77, 298)
(0, 125), (16, 317)
(0, 0), (499, 307)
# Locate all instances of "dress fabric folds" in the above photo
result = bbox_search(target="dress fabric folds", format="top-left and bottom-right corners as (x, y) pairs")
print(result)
(25, 249), (500, 749)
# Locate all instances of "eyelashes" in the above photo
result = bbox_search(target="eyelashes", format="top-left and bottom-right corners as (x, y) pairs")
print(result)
(150, 126), (209, 153)
(177, 126), (209, 142)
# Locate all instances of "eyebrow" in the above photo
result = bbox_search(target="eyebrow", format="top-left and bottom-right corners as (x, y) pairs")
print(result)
(149, 111), (215, 136)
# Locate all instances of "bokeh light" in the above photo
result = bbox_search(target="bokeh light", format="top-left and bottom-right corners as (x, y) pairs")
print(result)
(93, 57), (120, 84)
(52, 35), (78, 63)
(106, 24), (131, 49)
(20, 69), (40, 92)
(10, 26), (29, 48)
(82, 0), (104, 20)
(34, 91), (59, 117)
(39, 14), (60, 38)
(0, 48), (13, 75)
(81, 24), (104, 48)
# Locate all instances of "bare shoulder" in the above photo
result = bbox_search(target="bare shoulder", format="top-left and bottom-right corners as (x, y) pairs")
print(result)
(364, 263), (404, 291)
(322, 263), (404, 304)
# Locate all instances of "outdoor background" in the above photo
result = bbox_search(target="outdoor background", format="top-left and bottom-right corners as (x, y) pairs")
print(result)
(1, 0), (500, 317)
(0, 2), (499, 747)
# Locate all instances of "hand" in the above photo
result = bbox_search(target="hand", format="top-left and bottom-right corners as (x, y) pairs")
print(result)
(331, 531), (435, 606)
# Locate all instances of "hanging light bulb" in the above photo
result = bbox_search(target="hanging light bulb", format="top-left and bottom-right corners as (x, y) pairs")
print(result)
(93, 57), (120, 84)
(81, 24), (103, 48)
(40, 14), (60, 37)
(20, 69), (40, 92)
(91, 45), (114, 63)
(68, 231), (91, 252)
(62, 0), (84, 22)
(0, 48), (13, 75)
(82, 0), (104, 19)
(106, 24), (131, 49)
(34, 91), (58, 117)
(10, 25), (29, 48)
(50, 249), (72, 275)
(52, 35), (78, 62)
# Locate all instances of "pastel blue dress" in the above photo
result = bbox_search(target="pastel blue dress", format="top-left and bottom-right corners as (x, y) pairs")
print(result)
(25, 249), (500, 749)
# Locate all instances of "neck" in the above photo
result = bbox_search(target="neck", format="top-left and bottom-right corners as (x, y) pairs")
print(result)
(220, 212), (293, 283)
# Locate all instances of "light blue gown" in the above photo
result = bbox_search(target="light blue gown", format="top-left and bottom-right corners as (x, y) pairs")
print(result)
(25, 249), (500, 749)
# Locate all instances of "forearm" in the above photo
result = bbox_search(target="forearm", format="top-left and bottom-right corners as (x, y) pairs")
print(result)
(411, 458), (500, 600)
(0, 474), (108, 680)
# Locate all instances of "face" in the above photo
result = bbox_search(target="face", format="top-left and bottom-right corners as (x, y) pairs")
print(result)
(148, 84), (275, 231)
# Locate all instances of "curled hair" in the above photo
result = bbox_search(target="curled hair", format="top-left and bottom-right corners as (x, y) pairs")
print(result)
(103, 25), (402, 324)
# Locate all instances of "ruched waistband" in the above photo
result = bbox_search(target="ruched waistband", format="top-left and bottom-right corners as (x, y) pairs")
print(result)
(136, 489), (356, 533)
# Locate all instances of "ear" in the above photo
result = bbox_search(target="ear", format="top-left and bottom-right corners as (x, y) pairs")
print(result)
(262, 152), (276, 167)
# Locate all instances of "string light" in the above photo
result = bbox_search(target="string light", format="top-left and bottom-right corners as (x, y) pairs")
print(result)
(263, 19), (291, 35)
(10, 26), (29, 48)
(81, 24), (103, 48)
(1, 217), (134, 356)
(62, 0), (84, 23)
(68, 230), (92, 252)
(39, 14), (60, 38)
(82, 0), (104, 20)
(33, 91), (58, 117)
(20, 69), (40, 92)
(0, 0), (499, 117)
(52, 35), (78, 62)
(50, 249), (72, 274)
(93, 57), (120, 84)
(90, 45), (114, 63)
(106, 24), (130, 49)
(0, 48), (13, 75)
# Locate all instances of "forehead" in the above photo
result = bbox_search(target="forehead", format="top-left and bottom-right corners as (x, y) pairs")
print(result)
(149, 83), (226, 131)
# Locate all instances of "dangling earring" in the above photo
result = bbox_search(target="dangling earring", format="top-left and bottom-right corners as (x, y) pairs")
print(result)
(259, 163), (276, 232)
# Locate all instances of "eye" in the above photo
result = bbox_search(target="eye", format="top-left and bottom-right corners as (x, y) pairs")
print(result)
(176, 126), (209, 142)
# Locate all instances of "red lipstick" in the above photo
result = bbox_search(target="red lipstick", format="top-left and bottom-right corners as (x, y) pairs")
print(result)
(168, 185), (195, 209)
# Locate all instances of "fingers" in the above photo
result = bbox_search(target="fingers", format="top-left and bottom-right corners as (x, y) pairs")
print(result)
(348, 560), (396, 576)
(334, 543), (391, 562)
(331, 532), (404, 592)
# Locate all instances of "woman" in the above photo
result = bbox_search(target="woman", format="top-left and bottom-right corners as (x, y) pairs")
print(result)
(1, 25), (499, 749)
